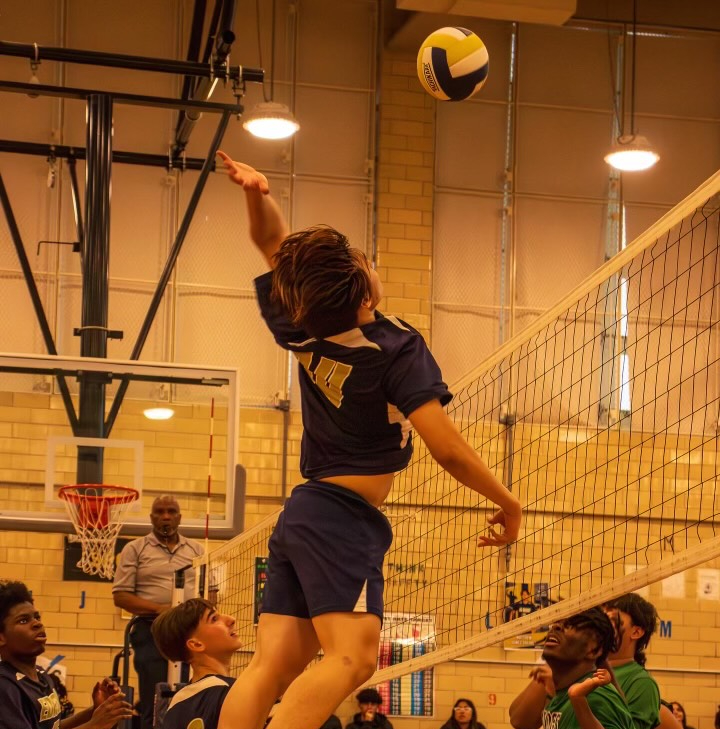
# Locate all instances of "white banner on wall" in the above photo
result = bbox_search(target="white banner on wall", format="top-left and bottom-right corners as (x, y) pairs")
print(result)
(697, 568), (720, 600)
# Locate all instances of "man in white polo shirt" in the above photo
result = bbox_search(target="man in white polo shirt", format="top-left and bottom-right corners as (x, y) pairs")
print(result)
(112, 495), (205, 729)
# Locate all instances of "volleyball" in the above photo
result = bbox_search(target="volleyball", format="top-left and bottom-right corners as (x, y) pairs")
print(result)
(417, 27), (489, 101)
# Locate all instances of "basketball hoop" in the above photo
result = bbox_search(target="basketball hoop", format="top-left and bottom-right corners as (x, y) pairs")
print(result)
(59, 485), (139, 579)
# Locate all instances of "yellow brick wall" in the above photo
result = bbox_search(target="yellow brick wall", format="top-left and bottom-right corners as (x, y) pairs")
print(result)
(376, 52), (435, 342)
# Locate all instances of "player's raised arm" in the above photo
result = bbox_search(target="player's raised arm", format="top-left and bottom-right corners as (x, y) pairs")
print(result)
(216, 151), (289, 268)
(408, 399), (521, 546)
(567, 669), (615, 729)
(508, 675), (550, 729)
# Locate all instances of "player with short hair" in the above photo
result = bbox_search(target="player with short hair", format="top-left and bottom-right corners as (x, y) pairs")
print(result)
(113, 494), (214, 729)
(215, 152), (522, 729)
(0, 580), (133, 729)
(509, 608), (634, 729)
(345, 688), (393, 729)
(151, 598), (243, 729)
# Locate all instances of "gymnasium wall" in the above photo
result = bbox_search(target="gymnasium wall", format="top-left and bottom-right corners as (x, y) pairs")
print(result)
(2, 1), (720, 728)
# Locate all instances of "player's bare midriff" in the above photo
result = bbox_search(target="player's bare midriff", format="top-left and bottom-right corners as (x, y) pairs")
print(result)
(318, 473), (395, 508)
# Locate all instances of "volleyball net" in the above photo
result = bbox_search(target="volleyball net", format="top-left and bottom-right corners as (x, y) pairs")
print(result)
(196, 169), (720, 682)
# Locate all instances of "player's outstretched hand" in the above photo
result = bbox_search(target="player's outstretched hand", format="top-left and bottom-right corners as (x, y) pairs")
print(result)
(216, 151), (269, 194)
(529, 663), (556, 696)
(91, 678), (121, 707)
(88, 692), (134, 729)
(478, 505), (521, 546)
(567, 668), (612, 699)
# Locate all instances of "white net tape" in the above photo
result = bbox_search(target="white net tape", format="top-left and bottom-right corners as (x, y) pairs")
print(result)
(59, 485), (138, 579)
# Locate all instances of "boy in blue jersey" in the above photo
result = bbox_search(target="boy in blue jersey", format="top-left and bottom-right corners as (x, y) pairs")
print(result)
(509, 609), (634, 729)
(215, 151), (522, 729)
(151, 598), (243, 729)
(0, 580), (133, 729)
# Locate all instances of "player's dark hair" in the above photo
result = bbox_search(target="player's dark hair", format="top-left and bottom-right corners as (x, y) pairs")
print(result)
(604, 592), (657, 666)
(356, 688), (383, 706)
(565, 607), (617, 664)
(440, 698), (488, 729)
(0, 580), (34, 632)
(151, 598), (213, 662)
(272, 226), (373, 339)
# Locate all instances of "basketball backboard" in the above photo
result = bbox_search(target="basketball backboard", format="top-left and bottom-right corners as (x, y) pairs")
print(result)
(0, 352), (243, 536)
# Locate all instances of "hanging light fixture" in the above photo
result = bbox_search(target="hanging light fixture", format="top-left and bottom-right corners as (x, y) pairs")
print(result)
(604, 0), (658, 172)
(143, 384), (175, 421)
(243, 101), (300, 140)
(143, 407), (175, 421)
(244, 0), (300, 140)
(605, 134), (659, 171)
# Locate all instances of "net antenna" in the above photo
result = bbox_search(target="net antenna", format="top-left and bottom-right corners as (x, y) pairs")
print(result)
(196, 168), (720, 686)
(59, 484), (139, 579)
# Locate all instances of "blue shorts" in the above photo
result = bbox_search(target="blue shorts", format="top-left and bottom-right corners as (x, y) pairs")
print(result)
(260, 480), (393, 620)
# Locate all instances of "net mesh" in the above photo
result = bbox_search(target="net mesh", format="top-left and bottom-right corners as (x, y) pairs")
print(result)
(59, 485), (138, 579)
(196, 171), (720, 683)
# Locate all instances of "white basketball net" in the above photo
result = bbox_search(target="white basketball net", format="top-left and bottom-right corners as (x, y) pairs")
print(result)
(59, 485), (138, 580)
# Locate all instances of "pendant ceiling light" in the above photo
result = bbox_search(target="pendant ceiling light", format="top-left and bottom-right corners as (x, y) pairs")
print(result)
(243, 101), (300, 140)
(244, 0), (299, 140)
(604, 0), (658, 172)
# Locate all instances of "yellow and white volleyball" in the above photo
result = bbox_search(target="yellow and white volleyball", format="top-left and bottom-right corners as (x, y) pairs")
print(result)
(417, 27), (489, 101)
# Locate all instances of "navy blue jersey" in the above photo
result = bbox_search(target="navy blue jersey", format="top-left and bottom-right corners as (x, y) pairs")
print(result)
(163, 675), (235, 729)
(255, 272), (452, 478)
(0, 662), (62, 729)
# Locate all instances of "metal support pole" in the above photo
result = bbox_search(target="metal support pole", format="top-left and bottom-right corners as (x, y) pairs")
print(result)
(598, 32), (625, 426)
(67, 158), (85, 263)
(499, 23), (519, 350)
(0, 80), (247, 114)
(104, 110), (232, 435)
(167, 566), (192, 686)
(173, 0), (237, 157)
(498, 22), (519, 591)
(0, 173), (79, 431)
(132, 109), (231, 362)
(179, 0), (209, 102)
(118, 618), (137, 729)
(501, 413), (516, 573)
(77, 94), (113, 484)
(0, 139), (219, 171)
(0, 40), (256, 82)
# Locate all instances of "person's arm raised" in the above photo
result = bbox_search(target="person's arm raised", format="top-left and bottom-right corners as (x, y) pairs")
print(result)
(509, 666), (554, 729)
(216, 151), (289, 268)
(567, 669), (616, 729)
(408, 399), (521, 546)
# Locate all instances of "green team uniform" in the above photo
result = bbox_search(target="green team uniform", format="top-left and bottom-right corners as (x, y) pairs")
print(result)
(612, 661), (661, 729)
(542, 673), (635, 729)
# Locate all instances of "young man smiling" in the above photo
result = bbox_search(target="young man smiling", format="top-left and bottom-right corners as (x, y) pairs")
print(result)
(0, 580), (133, 729)
(151, 598), (243, 729)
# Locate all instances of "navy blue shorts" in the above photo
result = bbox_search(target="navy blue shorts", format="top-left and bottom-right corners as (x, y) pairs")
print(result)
(260, 480), (393, 620)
